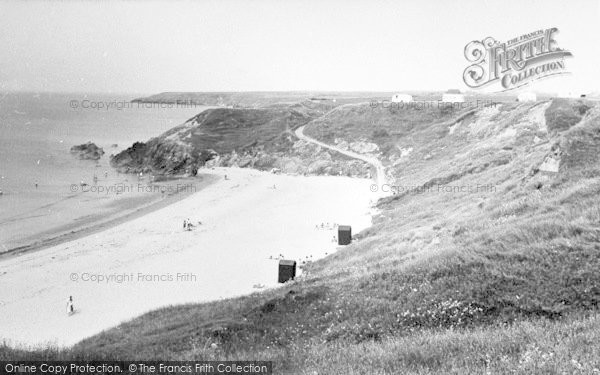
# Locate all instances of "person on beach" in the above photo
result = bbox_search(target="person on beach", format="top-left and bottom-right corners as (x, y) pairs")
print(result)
(66, 296), (74, 316)
(104, 170), (108, 178)
(183, 219), (187, 230)
(224, 174), (228, 180)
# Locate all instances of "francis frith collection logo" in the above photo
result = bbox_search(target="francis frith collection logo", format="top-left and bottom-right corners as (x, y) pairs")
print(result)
(463, 27), (572, 91)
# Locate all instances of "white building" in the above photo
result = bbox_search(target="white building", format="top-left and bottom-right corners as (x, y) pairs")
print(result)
(391, 93), (413, 103)
(441, 89), (464, 103)
(517, 92), (537, 102)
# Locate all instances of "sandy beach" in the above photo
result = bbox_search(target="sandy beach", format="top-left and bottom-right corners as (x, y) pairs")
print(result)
(0, 175), (218, 258)
(0, 167), (379, 347)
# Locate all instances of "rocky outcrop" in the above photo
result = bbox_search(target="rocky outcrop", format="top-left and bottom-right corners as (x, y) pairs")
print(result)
(70, 142), (104, 160)
(204, 140), (370, 177)
(539, 145), (562, 173)
(111, 102), (369, 177)
(333, 139), (379, 155)
(109, 139), (212, 176)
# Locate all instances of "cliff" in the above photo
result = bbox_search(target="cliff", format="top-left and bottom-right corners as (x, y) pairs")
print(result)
(111, 101), (370, 177)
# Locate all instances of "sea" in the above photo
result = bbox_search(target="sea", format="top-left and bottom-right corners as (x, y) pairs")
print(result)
(0, 92), (208, 252)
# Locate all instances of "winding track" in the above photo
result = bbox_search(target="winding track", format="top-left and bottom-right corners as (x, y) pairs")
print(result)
(295, 125), (387, 188)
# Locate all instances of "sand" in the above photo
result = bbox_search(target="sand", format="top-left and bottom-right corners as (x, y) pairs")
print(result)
(0, 175), (214, 255)
(0, 167), (380, 347)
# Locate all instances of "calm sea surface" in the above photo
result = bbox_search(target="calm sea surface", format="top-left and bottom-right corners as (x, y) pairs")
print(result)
(0, 92), (208, 251)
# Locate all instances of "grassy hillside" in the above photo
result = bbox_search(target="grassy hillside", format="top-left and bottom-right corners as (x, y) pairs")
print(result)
(3, 99), (600, 374)
(111, 101), (371, 177)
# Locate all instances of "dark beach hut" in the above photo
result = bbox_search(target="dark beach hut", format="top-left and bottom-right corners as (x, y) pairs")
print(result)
(338, 225), (352, 245)
(278, 260), (297, 283)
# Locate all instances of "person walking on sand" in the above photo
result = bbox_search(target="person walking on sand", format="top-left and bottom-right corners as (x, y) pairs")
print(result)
(183, 219), (187, 230)
(66, 296), (74, 316)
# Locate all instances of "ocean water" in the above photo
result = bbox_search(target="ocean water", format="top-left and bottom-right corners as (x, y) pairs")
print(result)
(0, 92), (208, 251)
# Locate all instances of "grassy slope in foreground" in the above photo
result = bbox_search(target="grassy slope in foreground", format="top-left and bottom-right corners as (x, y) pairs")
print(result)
(3, 99), (600, 374)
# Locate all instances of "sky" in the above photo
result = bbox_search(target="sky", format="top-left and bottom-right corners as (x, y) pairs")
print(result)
(0, 0), (598, 94)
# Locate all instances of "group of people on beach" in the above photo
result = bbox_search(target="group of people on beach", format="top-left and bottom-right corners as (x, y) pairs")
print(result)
(183, 218), (202, 231)
(315, 222), (337, 230)
(268, 253), (287, 260)
(76, 170), (160, 190)
(79, 170), (109, 188)
(314, 222), (339, 242)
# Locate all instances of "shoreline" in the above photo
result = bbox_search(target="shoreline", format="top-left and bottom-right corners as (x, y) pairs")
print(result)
(0, 174), (220, 260)
(0, 167), (377, 347)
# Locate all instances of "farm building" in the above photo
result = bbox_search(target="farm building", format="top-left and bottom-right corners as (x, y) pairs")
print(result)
(391, 93), (413, 103)
(517, 92), (537, 102)
(441, 89), (465, 103)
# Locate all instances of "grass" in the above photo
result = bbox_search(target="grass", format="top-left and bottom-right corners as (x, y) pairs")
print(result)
(111, 101), (371, 176)
(285, 314), (600, 374)
(545, 99), (591, 132)
(2, 99), (600, 374)
(110, 105), (318, 174)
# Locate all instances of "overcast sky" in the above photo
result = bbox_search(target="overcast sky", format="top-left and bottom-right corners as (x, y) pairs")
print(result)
(0, 0), (598, 94)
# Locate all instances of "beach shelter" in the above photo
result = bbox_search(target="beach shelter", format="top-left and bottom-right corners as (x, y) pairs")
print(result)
(338, 225), (352, 245)
(278, 260), (297, 283)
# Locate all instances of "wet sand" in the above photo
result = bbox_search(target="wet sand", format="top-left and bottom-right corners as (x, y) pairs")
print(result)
(0, 175), (217, 257)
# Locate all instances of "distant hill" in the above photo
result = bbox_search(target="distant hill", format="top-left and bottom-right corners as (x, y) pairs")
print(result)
(132, 91), (397, 108)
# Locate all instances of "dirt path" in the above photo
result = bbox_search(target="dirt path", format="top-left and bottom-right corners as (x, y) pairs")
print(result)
(295, 125), (387, 188)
